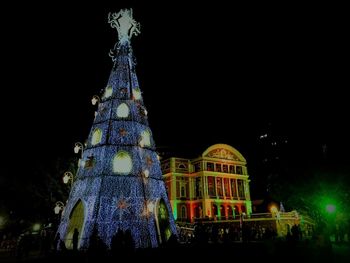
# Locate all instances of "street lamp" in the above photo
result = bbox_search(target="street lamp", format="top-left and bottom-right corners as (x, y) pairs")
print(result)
(54, 201), (65, 215)
(91, 95), (101, 105)
(63, 171), (74, 187)
(270, 205), (278, 215)
(74, 142), (84, 158)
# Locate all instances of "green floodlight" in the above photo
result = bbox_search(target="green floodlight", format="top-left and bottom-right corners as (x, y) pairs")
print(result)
(326, 204), (336, 213)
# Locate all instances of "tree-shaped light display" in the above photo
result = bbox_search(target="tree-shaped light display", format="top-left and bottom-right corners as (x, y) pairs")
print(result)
(57, 9), (177, 249)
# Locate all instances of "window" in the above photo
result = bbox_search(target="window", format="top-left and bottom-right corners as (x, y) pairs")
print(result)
(91, 128), (102, 146)
(195, 177), (201, 198)
(215, 164), (222, 172)
(230, 179), (237, 198)
(216, 178), (223, 197)
(229, 165), (235, 174)
(237, 179), (245, 199)
(223, 165), (228, 173)
(212, 204), (218, 216)
(194, 162), (201, 172)
(234, 206), (239, 215)
(208, 176), (215, 197)
(220, 205), (225, 218)
(180, 186), (186, 197)
(116, 103), (129, 118)
(236, 166), (243, 175)
(224, 178), (230, 197)
(165, 181), (171, 198)
(181, 206), (187, 219)
(227, 206), (233, 219)
(178, 163), (186, 169)
(207, 162), (214, 171)
(113, 151), (132, 174)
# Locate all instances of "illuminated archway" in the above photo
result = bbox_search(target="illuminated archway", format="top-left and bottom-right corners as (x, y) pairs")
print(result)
(156, 199), (172, 244)
(220, 205), (225, 219)
(113, 151), (132, 174)
(194, 206), (202, 218)
(91, 128), (102, 145)
(65, 200), (85, 249)
(212, 204), (218, 218)
(227, 206), (233, 219)
(181, 205), (187, 219)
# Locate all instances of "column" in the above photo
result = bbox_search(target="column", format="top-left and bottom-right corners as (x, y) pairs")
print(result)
(236, 179), (239, 200)
(221, 178), (225, 199)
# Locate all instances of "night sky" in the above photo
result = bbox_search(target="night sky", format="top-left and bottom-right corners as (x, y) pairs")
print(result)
(2, 2), (349, 181)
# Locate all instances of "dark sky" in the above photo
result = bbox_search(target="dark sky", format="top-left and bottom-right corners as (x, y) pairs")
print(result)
(2, 2), (349, 177)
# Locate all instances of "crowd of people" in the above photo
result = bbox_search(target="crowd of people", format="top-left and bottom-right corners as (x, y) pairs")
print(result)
(177, 221), (284, 244)
(0, 220), (348, 261)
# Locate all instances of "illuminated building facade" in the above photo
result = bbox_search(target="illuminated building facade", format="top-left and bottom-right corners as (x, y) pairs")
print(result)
(162, 144), (252, 222)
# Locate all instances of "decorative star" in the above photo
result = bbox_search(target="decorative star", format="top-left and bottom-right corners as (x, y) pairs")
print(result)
(116, 197), (131, 221)
(146, 156), (153, 166)
(119, 128), (127, 136)
(117, 199), (129, 209)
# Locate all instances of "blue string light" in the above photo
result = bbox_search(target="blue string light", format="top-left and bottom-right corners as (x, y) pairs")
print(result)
(57, 13), (177, 249)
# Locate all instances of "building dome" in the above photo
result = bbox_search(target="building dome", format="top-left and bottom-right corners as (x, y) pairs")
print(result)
(202, 144), (246, 163)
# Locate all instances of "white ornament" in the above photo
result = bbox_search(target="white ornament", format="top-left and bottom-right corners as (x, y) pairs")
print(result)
(116, 103), (129, 118)
(113, 151), (132, 174)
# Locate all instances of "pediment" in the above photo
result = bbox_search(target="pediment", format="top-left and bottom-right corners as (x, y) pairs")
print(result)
(206, 148), (240, 161)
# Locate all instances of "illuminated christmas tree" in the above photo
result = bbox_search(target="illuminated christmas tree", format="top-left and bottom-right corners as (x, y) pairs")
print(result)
(57, 9), (177, 249)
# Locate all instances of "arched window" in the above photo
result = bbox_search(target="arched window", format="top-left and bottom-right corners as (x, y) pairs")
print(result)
(116, 103), (129, 118)
(195, 206), (202, 218)
(91, 128), (102, 145)
(65, 200), (84, 249)
(220, 205), (225, 218)
(133, 88), (141, 100)
(139, 130), (151, 147)
(234, 206), (239, 215)
(227, 206), (233, 219)
(181, 206), (187, 219)
(157, 199), (172, 243)
(113, 151), (132, 174)
(180, 186), (185, 197)
(212, 204), (218, 216)
(104, 86), (113, 98)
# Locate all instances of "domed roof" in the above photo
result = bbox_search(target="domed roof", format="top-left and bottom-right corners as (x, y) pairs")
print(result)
(202, 144), (246, 163)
